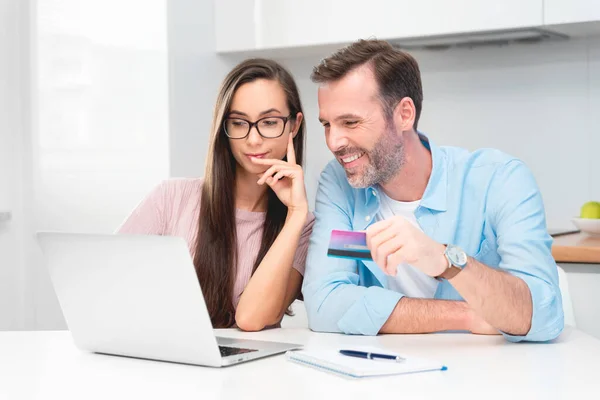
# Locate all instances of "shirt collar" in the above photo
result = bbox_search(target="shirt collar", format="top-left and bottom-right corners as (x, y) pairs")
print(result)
(419, 134), (448, 212)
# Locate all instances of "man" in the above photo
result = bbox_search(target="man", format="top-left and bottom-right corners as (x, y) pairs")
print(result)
(302, 39), (564, 342)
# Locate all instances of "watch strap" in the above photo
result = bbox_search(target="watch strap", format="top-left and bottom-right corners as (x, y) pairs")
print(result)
(435, 248), (465, 281)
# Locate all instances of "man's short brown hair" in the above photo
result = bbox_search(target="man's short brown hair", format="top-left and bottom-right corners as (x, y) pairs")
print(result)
(311, 39), (423, 129)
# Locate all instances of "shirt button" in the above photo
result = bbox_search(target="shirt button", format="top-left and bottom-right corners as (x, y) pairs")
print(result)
(365, 215), (371, 221)
(372, 189), (377, 197)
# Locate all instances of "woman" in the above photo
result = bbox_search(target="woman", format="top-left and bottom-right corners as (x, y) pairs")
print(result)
(118, 59), (314, 331)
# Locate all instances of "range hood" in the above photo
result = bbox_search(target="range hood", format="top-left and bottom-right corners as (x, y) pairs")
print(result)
(390, 28), (569, 51)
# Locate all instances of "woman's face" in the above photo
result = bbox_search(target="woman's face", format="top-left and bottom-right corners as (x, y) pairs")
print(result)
(225, 79), (302, 176)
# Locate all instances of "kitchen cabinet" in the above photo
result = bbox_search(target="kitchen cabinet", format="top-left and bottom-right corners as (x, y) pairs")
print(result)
(544, 0), (600, 26)
(215, 0), (544, 53)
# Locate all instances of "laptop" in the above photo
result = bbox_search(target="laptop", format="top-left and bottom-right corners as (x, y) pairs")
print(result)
(36, 232), (302, 367)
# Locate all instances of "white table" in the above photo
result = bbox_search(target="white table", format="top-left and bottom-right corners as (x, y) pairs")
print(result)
(2, 326), (599, 399)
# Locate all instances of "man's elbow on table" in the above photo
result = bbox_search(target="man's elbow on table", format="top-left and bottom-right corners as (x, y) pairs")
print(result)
(505, 318), (564, 343)
(304, 298), (344, 334)
(504, 283), (565, 343)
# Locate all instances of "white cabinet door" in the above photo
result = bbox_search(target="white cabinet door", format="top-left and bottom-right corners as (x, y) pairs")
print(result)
(216, 0), (543, 53)
(544, 0), (600, 25)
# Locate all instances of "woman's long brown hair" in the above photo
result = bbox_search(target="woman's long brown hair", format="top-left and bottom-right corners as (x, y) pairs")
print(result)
(193, 59), (306, 328)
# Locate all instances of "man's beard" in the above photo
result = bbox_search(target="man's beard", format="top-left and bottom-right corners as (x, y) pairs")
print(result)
(336, 124), (406, 188)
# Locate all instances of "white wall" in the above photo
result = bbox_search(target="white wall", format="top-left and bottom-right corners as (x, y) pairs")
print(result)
(276, 36), (600, 231)
(167, 0), (236, 177)
(0, 0), (32, 331)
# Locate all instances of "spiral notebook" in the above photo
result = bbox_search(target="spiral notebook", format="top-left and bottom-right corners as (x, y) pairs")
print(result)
(285, 346), (447, 379)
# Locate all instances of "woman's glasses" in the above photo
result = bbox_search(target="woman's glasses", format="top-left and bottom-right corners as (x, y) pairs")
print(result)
(223, 115), (291, 139)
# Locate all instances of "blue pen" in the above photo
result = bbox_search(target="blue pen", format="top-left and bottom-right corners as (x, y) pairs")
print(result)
(339, 349), (406, 362)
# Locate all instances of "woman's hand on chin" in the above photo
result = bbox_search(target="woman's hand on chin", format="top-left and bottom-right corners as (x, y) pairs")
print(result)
(252, 134), (308, 214)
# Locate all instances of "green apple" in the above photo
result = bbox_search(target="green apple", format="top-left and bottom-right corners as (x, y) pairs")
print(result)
(581, 201), (600, 219)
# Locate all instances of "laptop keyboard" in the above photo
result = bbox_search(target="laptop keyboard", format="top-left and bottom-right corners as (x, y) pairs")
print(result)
(219, 345), (258, 357)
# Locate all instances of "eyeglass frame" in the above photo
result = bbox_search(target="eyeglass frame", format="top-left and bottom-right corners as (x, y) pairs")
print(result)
(222, 114), (293, 139)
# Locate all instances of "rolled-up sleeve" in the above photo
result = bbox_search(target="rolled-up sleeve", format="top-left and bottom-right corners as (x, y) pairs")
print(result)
(490, 160), (564, 342)
(302, 163), (403, 335)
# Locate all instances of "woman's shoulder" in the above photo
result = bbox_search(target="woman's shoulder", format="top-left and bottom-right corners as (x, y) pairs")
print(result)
(147, 178), (205, 215)
(155, 177), (205, 198)
(160, 177), (204, 188)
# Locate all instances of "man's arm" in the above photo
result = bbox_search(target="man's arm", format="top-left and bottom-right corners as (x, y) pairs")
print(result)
(380, 298), (498, 334)
(302, 162), (404, 335)
(367, 160), (563, 342)
(448, 258), (532, 336)
(479, 160), (564, 342)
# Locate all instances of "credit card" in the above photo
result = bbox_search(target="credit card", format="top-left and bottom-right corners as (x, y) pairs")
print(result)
(327, 229), (373, 261)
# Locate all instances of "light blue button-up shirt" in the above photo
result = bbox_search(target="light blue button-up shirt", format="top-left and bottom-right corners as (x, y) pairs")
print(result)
(302, 136), (564, 342)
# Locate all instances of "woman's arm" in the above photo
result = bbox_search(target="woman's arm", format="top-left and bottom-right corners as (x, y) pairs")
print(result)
(235, 134), (312, 331)
(235, 210), (308, 331)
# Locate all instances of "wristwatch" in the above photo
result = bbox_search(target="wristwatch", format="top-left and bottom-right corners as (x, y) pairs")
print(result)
(436, 244), (468, 281)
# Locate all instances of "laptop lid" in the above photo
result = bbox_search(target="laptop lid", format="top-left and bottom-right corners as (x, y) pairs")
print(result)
(37, 232), (223, 367)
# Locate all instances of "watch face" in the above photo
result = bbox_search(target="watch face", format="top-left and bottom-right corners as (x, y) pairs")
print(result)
(447, 245), (467, 267)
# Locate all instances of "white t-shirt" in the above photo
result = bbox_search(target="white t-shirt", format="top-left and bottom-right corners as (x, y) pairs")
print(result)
(375, 190), (438, 299)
